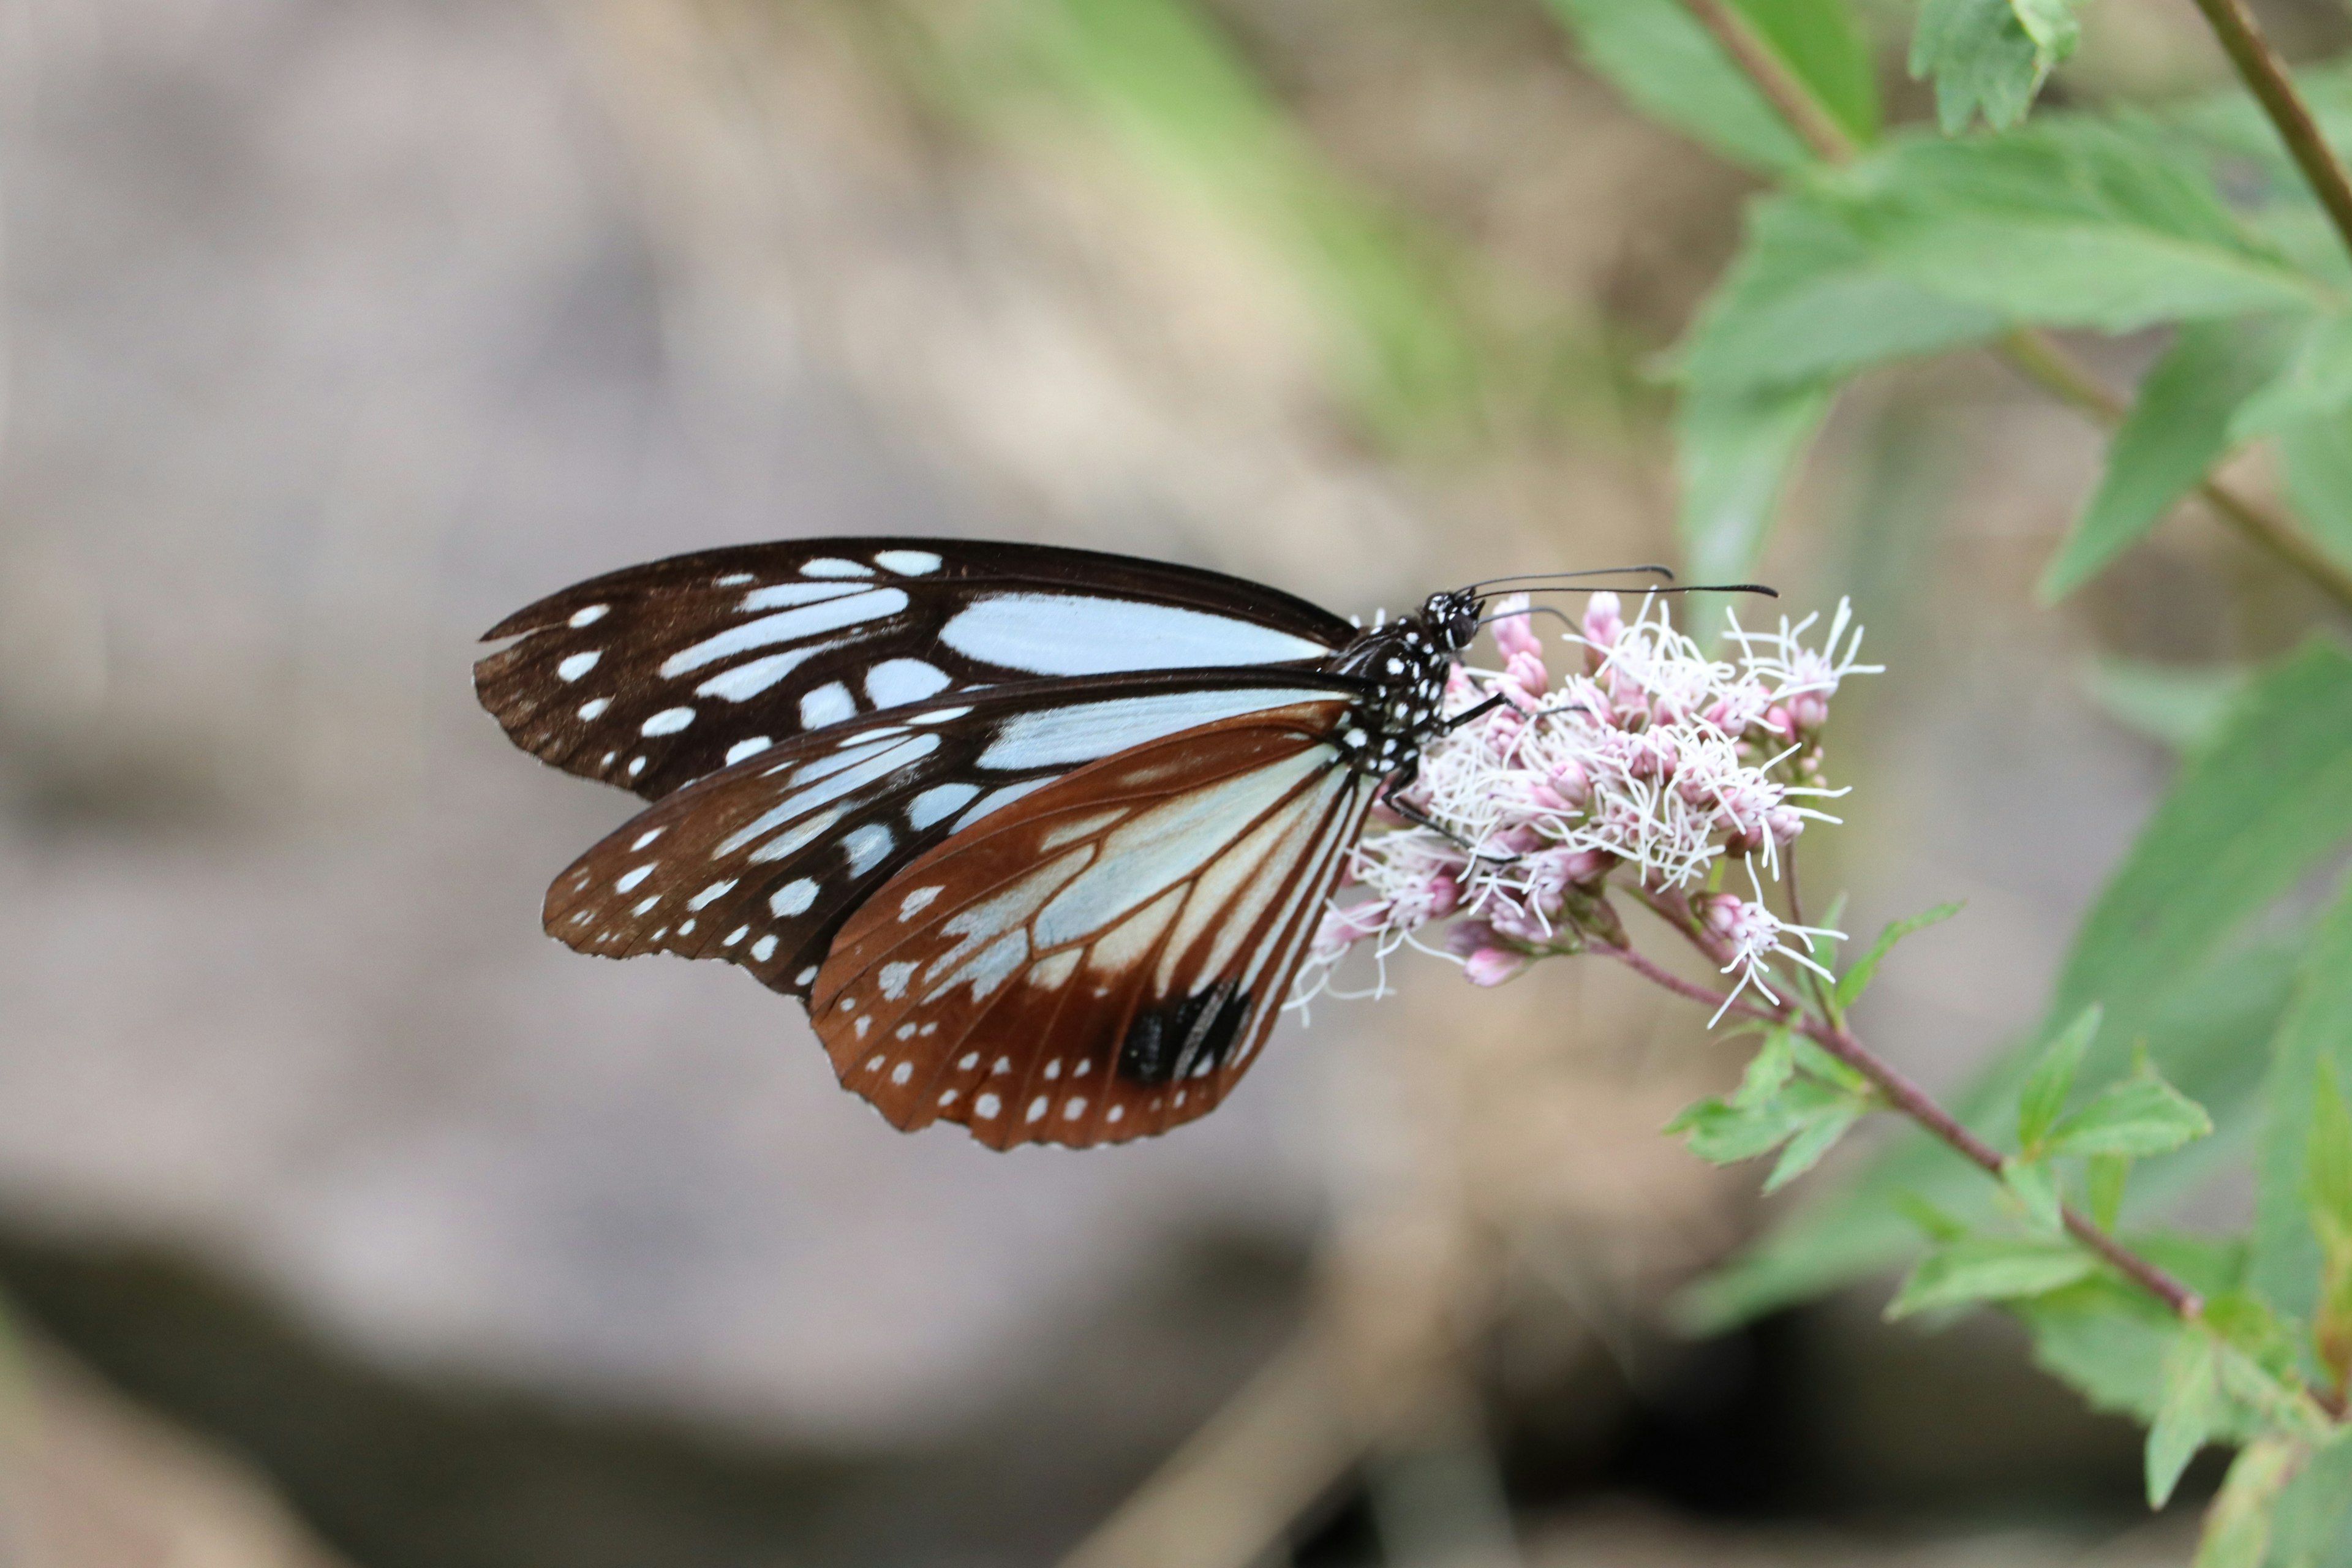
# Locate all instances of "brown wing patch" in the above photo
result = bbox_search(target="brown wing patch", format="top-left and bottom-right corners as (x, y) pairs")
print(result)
(810, 700), (1371, 1150)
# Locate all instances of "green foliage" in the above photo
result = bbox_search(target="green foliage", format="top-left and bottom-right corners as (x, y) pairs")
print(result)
(1886, 1236), (2094, 1318)
(1731, 0), (1879, 144)
(2018, 1003), (2100, 1154)
(1667, 1026), (1874, 1193)
(1674, 383), (1834, 582)
(1909, 0), (2082, 134)
(2197, 1435), (2303, 1568)
(1542, 0), (1813, 176)
(2279, 413), (2352, 571)
(2043, 1064), (2213, 1160)
(2037, 318), (2305, 602)
(1834, 900), (1964, 1009)
(2079, 658), (2253, 753)
(2252, 870), (2352, 1378)
(2151, 1332), (2228, 1508)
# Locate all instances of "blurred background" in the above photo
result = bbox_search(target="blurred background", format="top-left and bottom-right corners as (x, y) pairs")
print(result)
(1, 0), (2342, 1562)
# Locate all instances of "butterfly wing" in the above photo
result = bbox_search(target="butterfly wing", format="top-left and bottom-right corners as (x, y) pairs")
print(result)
(540, 675), (1363, 1000)
(806, 701), (1375, 1149)
(475, 538), (1357, 800)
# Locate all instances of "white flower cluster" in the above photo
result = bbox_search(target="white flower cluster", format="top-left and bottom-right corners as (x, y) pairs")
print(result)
(1294, 591), (1875, 1019)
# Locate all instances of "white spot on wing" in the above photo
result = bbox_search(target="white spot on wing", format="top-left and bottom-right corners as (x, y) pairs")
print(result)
(557, 651), (601, 682)
(879, 962), (916, 999)
(662, 590), (907, 677)
(796, 965), (819, 985)
(578, 698), (611, 720)
(909, 783), (981, 829)
(801, 557), (873, 578)
(1025, 1096), (1049, 1123)
(979, 687), (1337, 769)
(843, 823), (895, 875)
(642, 707), (695, 736)
(908, 707), (972, 725)
(631, 896), (659, 915)
(1063, 1098), (1087, 1120)
(940, 594), (1329, 676)
(976, 1093), (1001, 1119)
(750, 934), (778, 961)
(865, 658), (952, 708)
(875, 549), (943, 575)
(714, 573), (754, 587)
(616, 865), (654, 892)
(723, 925), (748, 945)
(568, 605), (608, 628)
(698, 646), (827, 703)
(899, 886), (944, 920)
(631, 829), (665, 850)
(799, 682), (856, 729)
(889, 1060), (913, 1085)
(725, 736), (772, 766)
(769, 879), (817, 916)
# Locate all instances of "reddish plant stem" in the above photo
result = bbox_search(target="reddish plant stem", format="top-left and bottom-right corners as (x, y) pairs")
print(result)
(1591, 930), (2207, 1322)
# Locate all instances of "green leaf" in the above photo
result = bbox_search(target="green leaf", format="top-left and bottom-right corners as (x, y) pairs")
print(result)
(1728, 0), (1879, 145)
(1764, 1101), (1865, 1194)
(1885, 1237), (2097, 1319)
(2089, 1155), (2132, 1231)
(2196, 1435), (2303, 1568)
(1790, 1036), (1871, 1096)
(2270, 1433), (2352, 1567)
(2046, 1073), (2214, 1159)
(2252, 869), (2352, 1357)
(2278, 413), (2352, 575)
(2149, 1333), (2226, 1509)
(1666, 1095), (1806, 1165)
(2038, 317), (2307, 602)
(2002, 1157), (2064, 1233)
(1835, 901), (1964, 1009)
(1733, 1027), (1797, 1109)
(2019, 1003), (2101, 1153)
(2307, 1058), (2352, 1389)
(2231, 313), (2352, 438)
(2051, 641), (2352, 1044)
(1677, 195), (2006, 394)
(1910, 0), (2079, 134)
(1823, 121), (2326, 333)
(1541, 0), (1811, 176)
(1678, 937), (2300, 1334)
(2080, 657), (2253, 753)
(1674, 382), (1833, 583)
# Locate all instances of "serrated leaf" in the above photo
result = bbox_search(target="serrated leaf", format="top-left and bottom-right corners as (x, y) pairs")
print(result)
(2046, 1074), (2214, 1158)
(1733, 1027), (1797, 1109)
(2204, 1289), (2306, 1387)
(1677, 195), (2005, 395)
(2020, 1003), (2101, 1153)
(1679, 939), (2299, 1333)
(1674, 382), (1834, 587)
(2089, 1155), (2132, 1231)
(1542, 0), (1811, 176)
(1764, 1101), (1866, 1194)
(1835, 901), (1964, 1008)
(2252, 869), (2352, 1357)
(2196, 1435), (2302, 1568)
(2269, 1432), (2352, 1567)
(1886, 1237), (2096, 1319)
(2149, 1334), (2225, 1509)
(1823, 121), (2324, 332)
(1910, 0), (2078, 134)
(2038, 317), (2306, 602)
(2002, 1157), (2064, 1233)
(1665, 1096), (1802, 1165)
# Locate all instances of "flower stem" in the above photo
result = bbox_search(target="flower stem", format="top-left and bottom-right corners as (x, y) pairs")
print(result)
(2187, 0), (2352, 266)
(1589, 940), (2206, 1321)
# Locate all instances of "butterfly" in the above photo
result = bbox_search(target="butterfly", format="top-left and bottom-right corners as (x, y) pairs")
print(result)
(476, 538), (1564, 1150)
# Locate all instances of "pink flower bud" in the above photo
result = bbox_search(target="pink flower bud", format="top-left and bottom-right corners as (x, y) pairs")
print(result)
(1550, 761), (1591, 806)
(1766, 805), (1804, 844)
(1493, 607), (1544, 663)
(1505, 650), (1550, 702)
(1760, 704), (1795, 741)
(1444, 919), (1498, 959)
(1789, 691), (1830, 730)
(1583, 592), (1623, 652)
(1464, 947), (1529, 987)
(1698, 892), (1744, 937)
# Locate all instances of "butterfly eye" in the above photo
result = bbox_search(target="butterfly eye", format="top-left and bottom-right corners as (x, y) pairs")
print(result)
(1449, 608), (1480, 648)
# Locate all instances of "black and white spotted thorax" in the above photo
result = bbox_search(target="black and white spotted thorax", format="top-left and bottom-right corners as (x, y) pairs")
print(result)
(1329, 590), (1482, 779)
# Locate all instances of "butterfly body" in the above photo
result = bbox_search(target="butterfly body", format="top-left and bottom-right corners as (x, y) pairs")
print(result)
(478, 539), (1483, 1148)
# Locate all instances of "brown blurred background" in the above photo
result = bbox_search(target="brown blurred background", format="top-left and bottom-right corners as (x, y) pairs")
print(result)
(0, 0), (2336, 1562)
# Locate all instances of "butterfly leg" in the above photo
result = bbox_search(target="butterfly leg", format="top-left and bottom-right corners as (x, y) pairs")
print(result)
(1445, 692), (1509, 731)
(1381, 769), (1521, 869)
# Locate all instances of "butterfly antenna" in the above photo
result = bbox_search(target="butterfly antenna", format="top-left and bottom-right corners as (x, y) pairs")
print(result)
(1477, 605), (1579, 631)
(1517, 581), (1778, 600)
(1459, 564), (1676, 593)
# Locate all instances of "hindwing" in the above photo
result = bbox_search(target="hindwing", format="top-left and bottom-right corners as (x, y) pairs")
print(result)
(476, 537), (1354, 801)
(807, 703), (1375, 1149)
(540, 676), (1360, 999)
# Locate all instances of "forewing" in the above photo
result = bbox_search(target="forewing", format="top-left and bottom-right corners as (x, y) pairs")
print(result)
(476, 537), (1355, 800)
(540, 677), (1359, 1000)
(809, 703), (1374, 1150)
